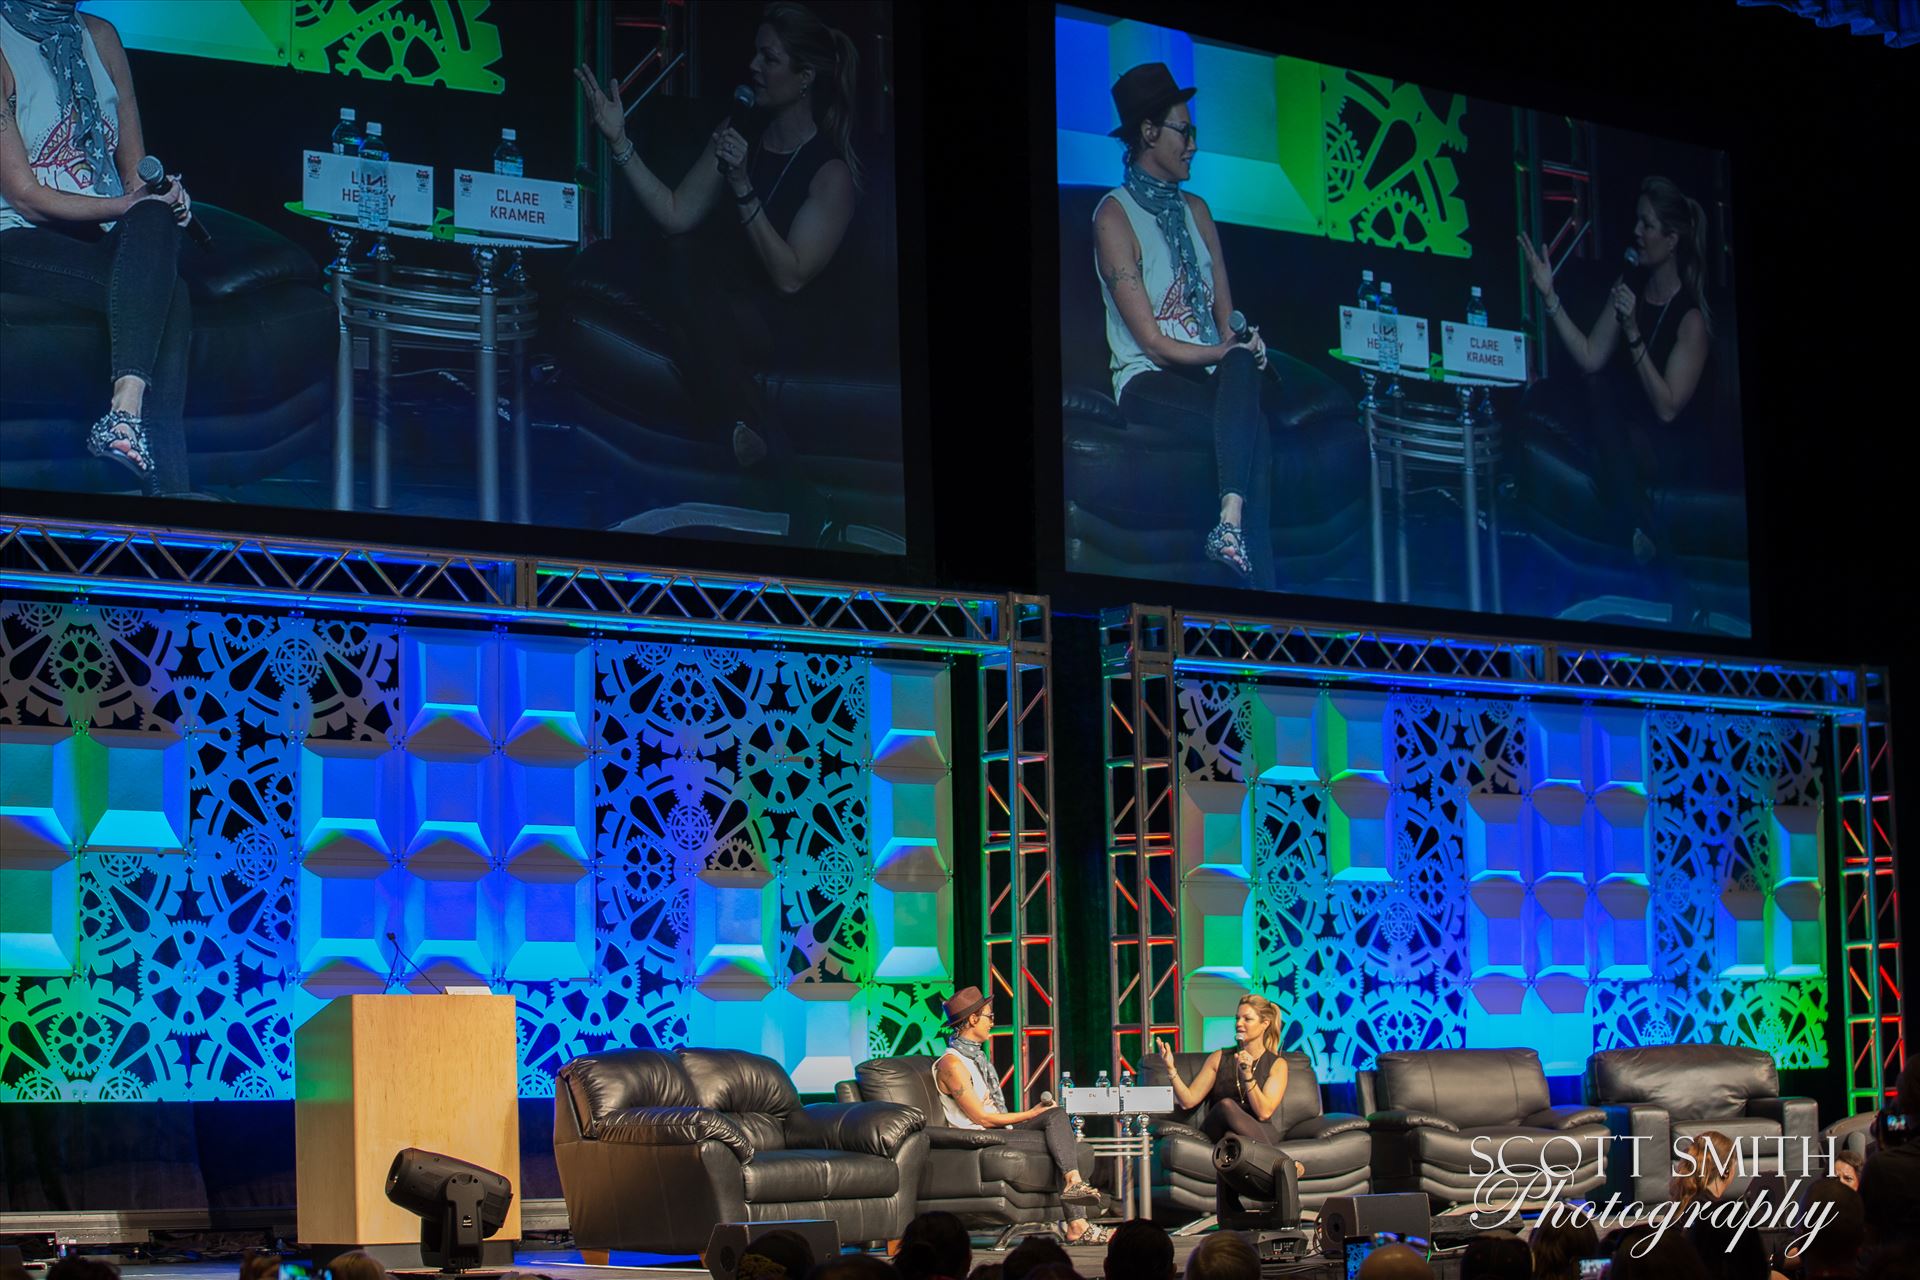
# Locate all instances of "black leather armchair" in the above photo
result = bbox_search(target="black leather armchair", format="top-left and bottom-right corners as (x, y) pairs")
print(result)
(1139, 1050), (1370, 1218)
(834, 1056), (1095, 1227)
(555, 1047), (928, 1254)
(1057, 184), (1371, 590)
(1503, 255), (1750, 634)
(558, 95), (904, 548)
(1586, 1044), (1819, 1203)
(1, 204), (332, 494)
(1358, 1048), (1608, 1207)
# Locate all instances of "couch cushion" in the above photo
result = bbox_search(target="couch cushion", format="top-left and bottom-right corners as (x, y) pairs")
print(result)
(980, 1131), (1065, 1193)
(178, 205), (323, 301)
(1408, 1123), (1610, 1175)
(1158, 1131), (1216, 1183)
(563, 1049), (695, 1127)
(1587, 1045), (1778, 1121)
(741, 1148), (899, 1202)
(680, 1048), (804, 1154)
(1277, 1127), (1372, 1180)
(1374, 1050), (1551, 1130)
(1671, 1116), (1788, 1152)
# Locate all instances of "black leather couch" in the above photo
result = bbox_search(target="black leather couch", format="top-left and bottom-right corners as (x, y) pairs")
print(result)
(1141, 1050), (1370, 1218)
(1586, 1044), (1818, 1203)
(559, 96), (904, 548)
(555, 1047), (928, 1254)
(1503, 255), (1749, 633)
(834, 1056), (1096, 1228)
(1057, 184), (1371, 590)
(0, 203), (332, 494)
(1358, 1048), (1608, 1206)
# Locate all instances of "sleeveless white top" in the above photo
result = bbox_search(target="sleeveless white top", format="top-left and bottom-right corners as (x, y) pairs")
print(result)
(1095, 185), (1217, 400)
(936, 1047), (992, 1130)
(0, 16), (121, 233)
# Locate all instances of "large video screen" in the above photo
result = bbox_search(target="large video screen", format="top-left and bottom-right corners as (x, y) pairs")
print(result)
(0, 0), (905, 556)
(1055, 7), (1751, 638)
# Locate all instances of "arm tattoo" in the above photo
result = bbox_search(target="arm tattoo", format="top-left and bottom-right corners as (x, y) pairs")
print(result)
(0, 100), (13, 136)
(1104, 260), (1142, 290)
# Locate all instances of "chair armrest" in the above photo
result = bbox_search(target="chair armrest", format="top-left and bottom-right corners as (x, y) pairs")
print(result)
(1525, 1105), (1608, 1130)
(801, 1100), (925, 1157)
(928, 1125), (1006, 1150)
(1748, 1096), (1820, 1138)
(1288, 1113), (1370, 1141)
(1600, 1103), (1671, 1143)
(833, 1080), (859, 1103)
(591, 1105), (755, 1162)
(1368, 1109), (1460, 1134)
(1151, 1119), (1207, 1141)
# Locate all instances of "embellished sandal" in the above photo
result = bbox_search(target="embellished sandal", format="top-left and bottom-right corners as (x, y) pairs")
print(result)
(1060, 1178), (1105, 1204)
(1205, 520), (1253, 578)
(1070, 1223), (1114, 1246)
(87, 408), (150, 478)
(732, 421), (769, 469)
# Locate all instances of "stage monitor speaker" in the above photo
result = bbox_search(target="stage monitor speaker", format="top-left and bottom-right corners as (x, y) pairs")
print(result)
(1318, 1193), (1432, 1257)
(704, 1220), (840, 1280)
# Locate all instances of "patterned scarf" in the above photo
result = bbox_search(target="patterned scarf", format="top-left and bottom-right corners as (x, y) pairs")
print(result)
(947, 1034), (1006, 1114)
(1123, 159), (1216, 344)
(0, 0), (123, 197)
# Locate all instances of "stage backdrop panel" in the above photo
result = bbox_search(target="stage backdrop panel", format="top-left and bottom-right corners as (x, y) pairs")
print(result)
(0, 600), (953, 1102)
(1173, 681), (1826, 1078)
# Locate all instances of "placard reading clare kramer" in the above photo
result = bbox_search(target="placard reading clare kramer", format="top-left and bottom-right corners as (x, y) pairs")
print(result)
(453, 170), (580, 242)
(1441, 320), (1528, 381)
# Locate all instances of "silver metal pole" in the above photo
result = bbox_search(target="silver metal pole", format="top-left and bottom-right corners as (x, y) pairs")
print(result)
(509, 250), (530, 525)
(1461, 401), (1483, 612)
(371, 236), (394, 510)
(330, 227), (356, 511)
(474, 246), (500, 523)
(1365, 398), (1384, 602)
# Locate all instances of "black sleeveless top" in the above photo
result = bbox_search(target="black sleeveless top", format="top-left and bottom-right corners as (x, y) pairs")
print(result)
(1206, 1047), (1280, 1110)
(1615, 274), (1708, 425)
(743, 129), (838, 242)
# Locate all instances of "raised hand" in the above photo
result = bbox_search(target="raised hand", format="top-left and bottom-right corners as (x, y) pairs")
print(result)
(1516, 233), (1555, 299)
(1154, 1036), (1175, 1073)
(1611, 280), (1639, 337)
(573, 63), (628, 145)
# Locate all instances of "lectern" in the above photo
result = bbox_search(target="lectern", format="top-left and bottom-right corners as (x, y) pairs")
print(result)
(296, 994), (521, 1262)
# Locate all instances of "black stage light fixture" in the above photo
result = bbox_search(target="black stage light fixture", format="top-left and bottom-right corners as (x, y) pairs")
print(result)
(385, 1148), (514, 1273)
(1212, 1135), (1300, 1229)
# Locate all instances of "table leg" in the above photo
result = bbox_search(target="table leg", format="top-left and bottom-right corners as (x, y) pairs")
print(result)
(1462, 413), (1482, 612)
(330, 228), (356, 511)
(1135, 1124), (1152, 1221)
(473, 246), (501, 524)
(1489, 472), (1504, 615)
(371, 236), (394, 511)
(1394, 454), (1410, 604)
(1366, 404), (1385, 603)
(512, 338), (531, 525)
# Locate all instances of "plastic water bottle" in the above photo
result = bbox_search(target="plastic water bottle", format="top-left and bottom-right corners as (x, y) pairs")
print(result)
(1095, 1068), (1110, 1089)
(330, 107), (363, 156)
(1467, 285), (1489, 327)
(1377, 281), (1400, 377)
(492, 127), (524, 177)
(1120, 1066), (1134, 1089)
(1061, 1070), (1075, 1092)
(1357, 268), (1379, 311)
(358, 122), (390, 231)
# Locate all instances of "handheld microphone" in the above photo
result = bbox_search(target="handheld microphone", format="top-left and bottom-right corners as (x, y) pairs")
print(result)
(1226, 308), (1281, 380)
(1623, 246), (1641, 269)
(136, 155), (213, 249)
(384, 931), (448, 994)
(1039, 1090), (1056, 1106)
(732, 83), (757, 113)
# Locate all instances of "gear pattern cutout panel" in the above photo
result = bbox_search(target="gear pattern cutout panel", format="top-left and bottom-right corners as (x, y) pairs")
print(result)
(1183, 681), (1827, 1080)
(0, 601), (952, 1102)
(76, 0), (506, 93)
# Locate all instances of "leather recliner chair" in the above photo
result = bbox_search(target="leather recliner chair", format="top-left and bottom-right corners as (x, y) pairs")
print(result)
(1139, 1050), (1370, 1218)
(1358, 1048), (1608, 1206)
(1586, 1044), (1819, 1203)
(834, 1056), (1096, 1227)
(0, 204), (332, 494)
(1057, 184), (1371, 591)
(1502, 255), (1750, 634)
(558, 95), (905, 549)
(555, 1047), (928, 1254)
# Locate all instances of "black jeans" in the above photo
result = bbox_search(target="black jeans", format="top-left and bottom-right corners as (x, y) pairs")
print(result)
(0, 199), (192, 495)
(1005, 1108), (1088, 1221)
(1583, 369), (1667, 548)
(1118, 347), (1281, 588)
(1202, 1096), (1281, 1145)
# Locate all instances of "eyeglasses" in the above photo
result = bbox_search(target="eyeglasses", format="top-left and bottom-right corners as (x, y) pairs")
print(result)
(1157, 121), (1197, 146)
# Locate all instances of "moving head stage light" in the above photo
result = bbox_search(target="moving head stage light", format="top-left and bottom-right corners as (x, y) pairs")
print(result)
(385, 1148), (514, 1272)
(1212, 1135), (1301, 1229)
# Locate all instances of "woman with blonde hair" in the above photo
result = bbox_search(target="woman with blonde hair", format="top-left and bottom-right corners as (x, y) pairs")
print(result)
(1669, 1129), (1739, 1207)
(1152, 992), (1289, 1144)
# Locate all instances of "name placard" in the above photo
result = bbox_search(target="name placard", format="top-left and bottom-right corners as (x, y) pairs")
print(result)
(453, 170), (580, 242)
(1441, 321), (1528, 381)
(1339, 305), (1431, 371)
(302, 150), (434, 226)
(1061, 1086), (1122, 1115)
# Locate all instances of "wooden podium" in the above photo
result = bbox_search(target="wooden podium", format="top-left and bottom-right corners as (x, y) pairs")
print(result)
(296, 994), (522, 1254)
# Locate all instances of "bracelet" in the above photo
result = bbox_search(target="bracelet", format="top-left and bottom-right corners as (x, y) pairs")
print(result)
(1628, 335), (1645, 350)
(740, 201), (763, 227)
(1544, 294), (1562, 318)
(733, 185), (758, 205)
(611, 137), (636, 167)
(1631, 348), (1648, 368)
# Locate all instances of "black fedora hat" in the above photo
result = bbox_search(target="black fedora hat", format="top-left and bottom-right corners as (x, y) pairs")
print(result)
(1108, 61), (1197, 139)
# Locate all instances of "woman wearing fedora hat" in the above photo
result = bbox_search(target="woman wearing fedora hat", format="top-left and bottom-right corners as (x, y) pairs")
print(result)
(934, 985), (1111, 1244)
(1092, 61), (1279, 587)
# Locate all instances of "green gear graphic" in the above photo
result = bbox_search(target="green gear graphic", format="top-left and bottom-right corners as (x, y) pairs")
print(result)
(291, 0), (503, 93)
(1322, 69), (1469, 258)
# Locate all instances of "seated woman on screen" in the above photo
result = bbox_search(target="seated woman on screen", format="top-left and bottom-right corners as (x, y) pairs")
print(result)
(1153, 991), (1302, 1170)
(574, 1), (859, 545)
(1518, 176), (1714, 569)
(0, 0), (197, 496)
(1093, 62), (1279, 586)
